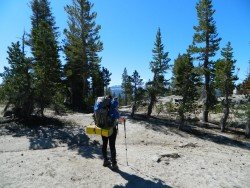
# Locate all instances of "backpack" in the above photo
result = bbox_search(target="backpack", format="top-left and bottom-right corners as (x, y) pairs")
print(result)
(94, 96), (114, 128)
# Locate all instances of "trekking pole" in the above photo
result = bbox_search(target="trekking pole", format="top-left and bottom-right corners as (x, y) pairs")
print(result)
(123, 118), (128, 166)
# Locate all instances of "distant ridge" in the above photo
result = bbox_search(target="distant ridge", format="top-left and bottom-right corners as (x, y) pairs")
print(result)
(110, 85), (123, 96)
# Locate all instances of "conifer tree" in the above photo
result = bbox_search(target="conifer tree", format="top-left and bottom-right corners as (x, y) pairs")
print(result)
(106, 87), (112, 96)
(88, 25), (104, 101)
(102, 67), (111, 95)
(172, 53), (199, 129)
(0, 40), (33, 117)
(121, 68), (132, 105)
(130, 70), (144, 118)
(118, 93), (123, 106)
(147, 28), (170, 117)
(215, 42), (237, 132)
(241, 61), (250, 95)
(64, 0), (103, 111)
(30, 0), (62, 115)
(189, 0), (221, 122)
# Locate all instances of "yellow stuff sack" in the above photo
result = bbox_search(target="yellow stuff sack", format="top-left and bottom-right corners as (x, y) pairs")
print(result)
(85, 125), (113, 137)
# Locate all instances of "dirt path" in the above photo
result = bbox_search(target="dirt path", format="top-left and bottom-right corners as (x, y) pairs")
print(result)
(0, 111), (249, 188)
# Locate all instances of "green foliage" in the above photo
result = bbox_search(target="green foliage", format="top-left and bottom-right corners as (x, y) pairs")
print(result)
(30, 0), (62, 115)
(189, 0), (221, 60)
(246, 104), (250, 120)
(64, 0), (103, 111)
(214, 42), (237, 130)
(150, 28), (170, 76)
(121, 68), (133, 105)
(130, 70), (146, 117)
(189, 0), (221, 122)
(102, 67), (112, 95)
(212, 103), (223, 114)
(0, 85), (4, 103)
(131, 70), (144, 101)
(51, 90), (67, 115)
(147, 28), (170, 116)
(118, 93), (124, 106)
(166, 100), (177, 113)
(231, 101), (250, 137)
(106, 87), (112, 96)
(90, 63), (104, 99)
(215, 42), (237, 96)
(0, 41), (33, 117)
(172, 53), (200, 124)
(239, 64), (250, 96)
(155, 101), (164, 115)
(232, 103), (250, 121)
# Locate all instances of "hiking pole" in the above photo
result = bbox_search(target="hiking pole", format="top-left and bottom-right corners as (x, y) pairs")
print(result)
(123, 118), (128, 166)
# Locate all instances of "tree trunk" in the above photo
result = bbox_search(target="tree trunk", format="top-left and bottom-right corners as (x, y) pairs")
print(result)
(220, 106), (229, 132)
(220, 93), (230, 132)
(40, 105), (44, 117)
(124, 93), (128, 106)
(147, 94), (156, 117)
(4, 102), (10, 112)
(147, 101), (153, 117)
(246, 124), (250, 138)
(71, 80), (84, 112)
(131, 103), (136, 118)
(203, 29), (210, 123)
(246, 118), (250, 138)
(82, 72), (89, 112)
(203, 73), (210, 123)
(178, 108), (185, 130)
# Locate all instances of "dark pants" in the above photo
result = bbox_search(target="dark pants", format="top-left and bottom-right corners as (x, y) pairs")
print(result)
(102, 126), (117, 164)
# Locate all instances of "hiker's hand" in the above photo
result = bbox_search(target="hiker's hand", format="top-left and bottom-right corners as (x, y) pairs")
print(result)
(118, 117), (125, 123)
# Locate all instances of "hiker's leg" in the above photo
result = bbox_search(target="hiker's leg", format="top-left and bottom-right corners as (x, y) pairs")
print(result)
(102, 136), (108, 160)
(109, 127), (117, 164)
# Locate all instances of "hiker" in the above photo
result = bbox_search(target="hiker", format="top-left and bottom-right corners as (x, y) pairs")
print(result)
(103, 95), (120, 169)
(94, 95), (120, 170)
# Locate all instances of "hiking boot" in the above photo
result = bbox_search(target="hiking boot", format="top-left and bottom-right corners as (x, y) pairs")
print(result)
(111, 162), (119, 170)
(103, 159), (111, 167)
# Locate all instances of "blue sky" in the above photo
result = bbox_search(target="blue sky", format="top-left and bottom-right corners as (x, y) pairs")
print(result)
(0, 0), (250, 86)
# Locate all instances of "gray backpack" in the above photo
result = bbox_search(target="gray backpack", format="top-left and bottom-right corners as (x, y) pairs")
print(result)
(94, 96), (114, 128)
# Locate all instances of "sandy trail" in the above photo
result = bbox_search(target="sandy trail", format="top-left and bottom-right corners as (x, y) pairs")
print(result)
(0, 111), (249, 188)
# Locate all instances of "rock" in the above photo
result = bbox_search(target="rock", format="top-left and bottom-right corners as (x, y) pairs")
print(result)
(179, 143), (197, 148)
(157, 153), (180, 163)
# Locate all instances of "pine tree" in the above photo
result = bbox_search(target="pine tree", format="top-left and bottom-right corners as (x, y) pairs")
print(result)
(102, 67), (112, 95)
(64, 0), (103, 111)
(147, 28), (170, 117)
(189, 0), (221, 122)
(246, 104), (250, 138)
(90, 63), (104, 99)
(118, 93), (123, 106)
(30, 0), (62, 115)
(88, 20), (104, 102)
(215, 42), (237, 132)
(0, 40), (33, 117)
(172, 53), (199, 129)
(130, 70), (144, 118)
(241, 61), (250, 95)
(106, 87), (112, 96)
(121, 68), (132, 106)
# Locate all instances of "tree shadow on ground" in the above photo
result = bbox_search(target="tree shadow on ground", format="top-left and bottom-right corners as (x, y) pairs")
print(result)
(120, 111), (250, 150)
(113, 169), (171, 188)
(0, 116), (102, 159)
(180, 124), (250, 150)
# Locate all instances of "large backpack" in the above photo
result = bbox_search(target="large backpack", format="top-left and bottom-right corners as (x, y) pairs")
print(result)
(94, 96), (114, 128)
